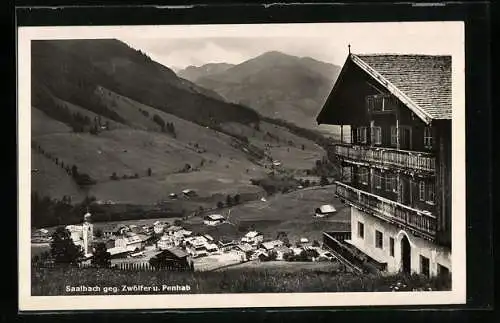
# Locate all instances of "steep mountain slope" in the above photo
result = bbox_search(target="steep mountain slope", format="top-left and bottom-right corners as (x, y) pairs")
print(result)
(31, 39), (255, 129)
(178, 63), (235, 82)
(194, 51), (341, 129)
(31, 40), (327, 210)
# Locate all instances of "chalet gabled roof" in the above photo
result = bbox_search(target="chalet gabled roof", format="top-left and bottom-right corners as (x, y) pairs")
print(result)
(317, 53), (452, 125)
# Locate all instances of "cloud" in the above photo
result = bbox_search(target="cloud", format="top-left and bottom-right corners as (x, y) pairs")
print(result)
(119, 22), (463, 69)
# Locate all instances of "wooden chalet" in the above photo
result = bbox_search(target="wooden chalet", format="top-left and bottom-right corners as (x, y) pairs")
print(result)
(317, 50), (452, 278)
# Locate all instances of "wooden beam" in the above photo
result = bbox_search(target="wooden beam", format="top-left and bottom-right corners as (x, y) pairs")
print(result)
(396, 117), (400, 150)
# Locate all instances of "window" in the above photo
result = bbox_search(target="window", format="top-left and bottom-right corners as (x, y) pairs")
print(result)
(371, 126), (382, 145)
(437, 264), (450, 278)
(420, 255), (430, 277)
(358, 167), (369, 185)
(390, 126), (398, 146)
(373, 171), (382, 189)
(375, 230), (383, 249)
(357, 127), (367, 144)
(419, 181), (426, 201)
(358, 222), (364, 239)
(385, 174), (396, 192)
(389, 237), (395, 257)
(427, 182), (435, 204)
(424, 126), (433, 149)
(342, 166), (352, 183)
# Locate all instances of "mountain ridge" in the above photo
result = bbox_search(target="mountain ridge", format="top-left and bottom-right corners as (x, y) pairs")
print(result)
(30, 39), (330, 214)
(188, 50), (341, 130)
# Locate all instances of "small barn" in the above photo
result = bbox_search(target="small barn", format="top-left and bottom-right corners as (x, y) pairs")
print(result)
(151, 247), (191, 270)
(203, 214), (225, 226)
(182, 189), (197, 197)
(315, 204), (337, 218)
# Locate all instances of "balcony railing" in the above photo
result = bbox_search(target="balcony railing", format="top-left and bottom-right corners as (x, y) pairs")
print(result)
(335, 181), (437, 239)
(335, 144), (436, 173)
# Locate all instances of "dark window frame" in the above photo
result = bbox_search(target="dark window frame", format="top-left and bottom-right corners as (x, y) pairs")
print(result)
(358, 221), (364, 239)
(420, 255), (430, 277)
(375, 230), (383, 249)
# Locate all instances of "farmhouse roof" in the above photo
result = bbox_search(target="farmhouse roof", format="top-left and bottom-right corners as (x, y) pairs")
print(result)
(65, 225), (82, 232)
(261, 240), (283, 250)
(219, 239), (236, 246)
(245, 231), (262, 238)
(166, 247), (188, 258)
(354, 54), (451, 120)
(106, 247), (129, 256)
(136, 234), (150, 242)
(205, 214), (225, 220)
(317, 53), (452, 125)
(318, 204), (337, 213)
(237, 244), (254, 252)
(275, 245), (292, 253)
(205, 243), (218, 250)
(203, 234), (215, 241)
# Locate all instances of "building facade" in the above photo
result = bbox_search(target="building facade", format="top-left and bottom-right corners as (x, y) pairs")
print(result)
(317, 53), (452, 278)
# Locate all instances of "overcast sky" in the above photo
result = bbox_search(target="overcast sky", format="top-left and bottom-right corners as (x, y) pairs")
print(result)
(115, 22), (464, 70)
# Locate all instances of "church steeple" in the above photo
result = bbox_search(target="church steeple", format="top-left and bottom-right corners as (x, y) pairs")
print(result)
(84, 207), (92, 223)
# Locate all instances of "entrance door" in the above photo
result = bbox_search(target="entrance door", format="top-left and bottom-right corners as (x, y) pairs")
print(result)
(401, 235), (411, 274)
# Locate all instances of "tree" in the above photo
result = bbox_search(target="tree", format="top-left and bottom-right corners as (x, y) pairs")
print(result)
(301, 144), (305, 150)
(226, 195), (233, 207)
(50, 226), (83, 265)
(173, 219), (183, 226)
(91, 242), (111, 268)
(233, 194), (241, 205)
(152, 114), (166, 129)
(71, 165), (78, 177)
(320, 176), (329, 186)
(94, 228), (103, 238)
(147, 168), (152, 176)
(276, 231), (287, 241)
(312, 240), (320, 247)
(217, 201), (224, 209)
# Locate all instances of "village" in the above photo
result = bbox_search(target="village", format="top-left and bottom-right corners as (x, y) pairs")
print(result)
(32, 201), (340, 272)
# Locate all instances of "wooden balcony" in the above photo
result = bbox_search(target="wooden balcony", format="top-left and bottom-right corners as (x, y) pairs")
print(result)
(335, 181), (437, 240)
(335, 143), (436, 173)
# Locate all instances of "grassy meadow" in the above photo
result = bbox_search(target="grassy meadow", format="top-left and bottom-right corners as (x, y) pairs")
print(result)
(185, 185), (350, 243)
(32, 265), (451, 296)
(31, 87), (327, 206)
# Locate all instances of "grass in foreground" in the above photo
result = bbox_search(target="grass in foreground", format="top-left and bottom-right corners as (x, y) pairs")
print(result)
(32, 265), (451, 296)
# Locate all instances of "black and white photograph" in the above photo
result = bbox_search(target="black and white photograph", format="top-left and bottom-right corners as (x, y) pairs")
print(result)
(18, 21), (466, 310)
